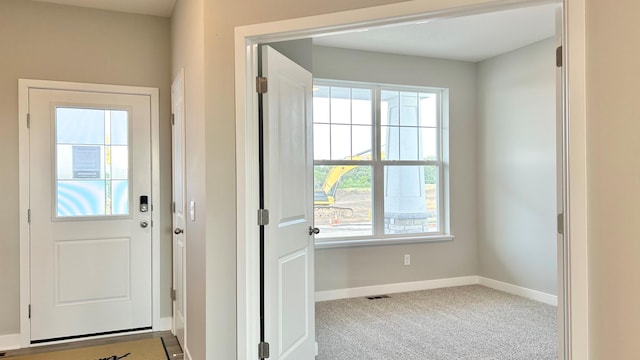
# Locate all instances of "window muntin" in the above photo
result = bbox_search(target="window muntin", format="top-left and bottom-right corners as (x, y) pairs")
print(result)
(380, 90), (439, 161)
(312, 86), (373, 161)
(313, 81), (448, 245)
(55, 107), (130, 218)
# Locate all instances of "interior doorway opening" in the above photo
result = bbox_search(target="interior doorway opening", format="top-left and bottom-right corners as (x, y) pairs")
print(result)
(236, 0), (585, 359)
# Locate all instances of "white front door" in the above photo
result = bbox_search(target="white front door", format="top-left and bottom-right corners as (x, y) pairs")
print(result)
(262, 46), (316, 359)
(28, 87), (153, 342)
(171, 69), (187, 347)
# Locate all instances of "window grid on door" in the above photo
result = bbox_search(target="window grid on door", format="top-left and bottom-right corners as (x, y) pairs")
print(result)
(54, 107), (130, 218)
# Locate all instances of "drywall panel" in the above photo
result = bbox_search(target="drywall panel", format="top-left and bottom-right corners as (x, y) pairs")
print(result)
(587, 0), (640, 356)
(476, 38), (557, 295)
(268, 39), (314, 72)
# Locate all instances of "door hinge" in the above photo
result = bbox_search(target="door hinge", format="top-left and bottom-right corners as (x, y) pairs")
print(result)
(258, 342), (270, 359)
(171, 289), (176, 301)
(27, 113), (31, 128)
(556, 46), (563, 67)
(172, 201), (176, 213)
(257, 209), (269, 226)
(557, 213), (564, 235)
(27, 209), (31, 224)
(171, 113), (175, 125)
(28, 304), (31, 319)
(256, 77), (268, 94)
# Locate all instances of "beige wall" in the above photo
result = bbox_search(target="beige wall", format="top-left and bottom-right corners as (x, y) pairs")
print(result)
(0, 0), (172, 336)
(170, 0), (207, 359)
(312, 46), (478, 291)
(586, 0), (640, 357)
(477, 38), (557, 295)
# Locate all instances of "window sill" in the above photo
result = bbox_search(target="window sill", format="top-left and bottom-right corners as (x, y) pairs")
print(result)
(314, 234), (455, 249)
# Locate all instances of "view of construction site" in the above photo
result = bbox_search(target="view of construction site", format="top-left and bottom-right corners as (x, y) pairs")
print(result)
(314, 165), (439, 238)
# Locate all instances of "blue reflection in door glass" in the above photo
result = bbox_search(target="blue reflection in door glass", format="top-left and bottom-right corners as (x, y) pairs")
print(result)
(57, 181), (106, 217)
(112, 180), (129, 215)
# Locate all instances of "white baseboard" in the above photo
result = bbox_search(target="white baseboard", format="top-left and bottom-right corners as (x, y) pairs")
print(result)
(478, 277), (558, 306)
(157, 316), (173, 331)
(315, 276), (479, 302)
(315, 276), (558, 306)
(0, 333), (21, 351)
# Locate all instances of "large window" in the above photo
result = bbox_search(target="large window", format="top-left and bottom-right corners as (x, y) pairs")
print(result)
(313, 81), (451, 246)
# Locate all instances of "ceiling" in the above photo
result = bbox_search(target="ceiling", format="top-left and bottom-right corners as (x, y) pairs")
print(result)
(33, 0), (176, 17)
(313, 3), (559, 62)
(32, 1), (557, 62)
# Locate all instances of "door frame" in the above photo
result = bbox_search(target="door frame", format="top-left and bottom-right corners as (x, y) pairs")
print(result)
(235, 0), (587, 359)
(171, 68), (187, 347)
(18, 79), (162, 347)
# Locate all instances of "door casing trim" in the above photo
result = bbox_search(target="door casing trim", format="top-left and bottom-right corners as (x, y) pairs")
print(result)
(171, 67), (188, 347)
(18, 79), (162, 347)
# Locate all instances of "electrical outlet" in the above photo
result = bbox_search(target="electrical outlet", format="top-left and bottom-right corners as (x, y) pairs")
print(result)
(404, 254), (411, 266)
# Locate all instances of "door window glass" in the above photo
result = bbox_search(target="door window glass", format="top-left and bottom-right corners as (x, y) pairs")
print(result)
(55, 107), (130, 217)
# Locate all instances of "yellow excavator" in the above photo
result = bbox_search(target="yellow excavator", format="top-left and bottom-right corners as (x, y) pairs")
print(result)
(314, 152), (373, 218)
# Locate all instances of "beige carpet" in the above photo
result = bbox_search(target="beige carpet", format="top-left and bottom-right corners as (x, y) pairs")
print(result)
(6, 338), (168, 360)
(316, 285), (558, 360)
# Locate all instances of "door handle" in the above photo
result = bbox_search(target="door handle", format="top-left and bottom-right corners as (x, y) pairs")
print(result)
(140, 221), (149, 228)
(174, 228), (184, 235)
(308, 226), (320, 236)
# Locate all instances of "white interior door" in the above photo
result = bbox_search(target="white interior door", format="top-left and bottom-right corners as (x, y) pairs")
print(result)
(262, 46), (316, 359)
(171, 69), (187, 347)
(28, 88), (152, 342)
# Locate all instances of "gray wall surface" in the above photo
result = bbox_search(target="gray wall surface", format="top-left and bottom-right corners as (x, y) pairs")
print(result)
(268, 39), (314, 72)
(476, 38), (558, 295)
(0, 0), (172, 337)
(312, 46), (479, 291)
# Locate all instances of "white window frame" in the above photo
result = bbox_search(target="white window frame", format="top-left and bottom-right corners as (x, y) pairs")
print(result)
(313, 79), (453, 248)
